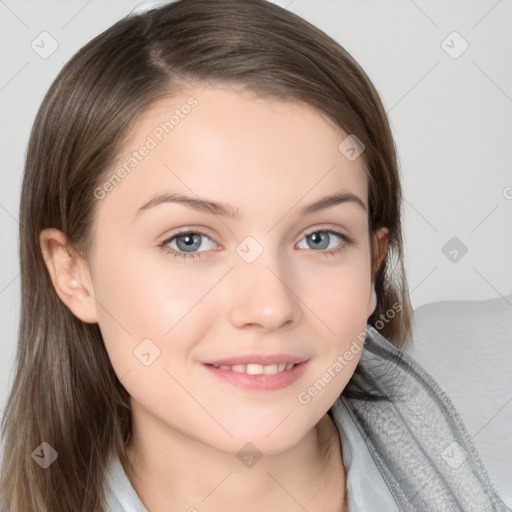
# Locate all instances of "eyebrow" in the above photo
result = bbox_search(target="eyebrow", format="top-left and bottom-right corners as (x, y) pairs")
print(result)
(299, 192), (367, 215)
(135, 191), (367, 219)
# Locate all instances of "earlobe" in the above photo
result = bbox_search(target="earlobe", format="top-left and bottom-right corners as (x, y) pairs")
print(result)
(39, 228), (98, 324)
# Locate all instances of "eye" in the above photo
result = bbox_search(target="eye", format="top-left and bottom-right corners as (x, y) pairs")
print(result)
(296, 228), (351, 256)
(159, 227), (352, 261)
(159, 229), (217, 260)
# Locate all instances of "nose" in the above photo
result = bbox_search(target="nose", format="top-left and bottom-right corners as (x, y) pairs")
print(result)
(226, 254), (302, 332)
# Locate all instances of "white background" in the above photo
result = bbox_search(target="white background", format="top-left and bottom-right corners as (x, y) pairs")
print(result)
(0, 0), (511, 502)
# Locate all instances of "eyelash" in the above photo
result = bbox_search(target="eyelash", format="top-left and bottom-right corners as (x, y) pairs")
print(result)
(158, 227), (352, 261)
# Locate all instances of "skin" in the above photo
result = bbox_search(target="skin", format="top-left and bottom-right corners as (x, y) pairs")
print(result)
(41, 84), (388, 512)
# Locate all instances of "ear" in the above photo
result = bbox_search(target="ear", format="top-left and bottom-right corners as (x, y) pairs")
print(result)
(371, 227), (389, 283)
(367, 227), (389, 317)
(39, 228), (98, 323)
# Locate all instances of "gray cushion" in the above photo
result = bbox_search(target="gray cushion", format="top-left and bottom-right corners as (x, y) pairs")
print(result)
(405, 295), (512, 507)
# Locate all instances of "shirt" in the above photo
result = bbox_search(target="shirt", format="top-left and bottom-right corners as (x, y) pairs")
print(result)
(104, 326), (511, 512)
(104, 399), (399, 511)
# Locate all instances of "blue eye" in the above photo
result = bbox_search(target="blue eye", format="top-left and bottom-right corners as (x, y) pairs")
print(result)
(159, 229), (217, 260)
(297, 229), (349, 255)
(159, 227), (351, 261)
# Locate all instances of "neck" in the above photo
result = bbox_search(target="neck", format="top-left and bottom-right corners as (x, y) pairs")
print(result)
(123, 407), (346, 512)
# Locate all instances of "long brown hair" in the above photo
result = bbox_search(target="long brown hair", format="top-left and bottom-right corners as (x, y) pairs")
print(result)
(0, 1), (412, 510)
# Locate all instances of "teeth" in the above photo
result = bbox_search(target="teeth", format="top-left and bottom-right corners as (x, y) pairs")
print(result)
(247, 364), (263, 375)
(263, 364), (278, 374)
(211, 362), (296, 374)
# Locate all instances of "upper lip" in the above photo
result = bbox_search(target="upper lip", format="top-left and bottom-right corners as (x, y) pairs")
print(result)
(204, 354), (308, 366)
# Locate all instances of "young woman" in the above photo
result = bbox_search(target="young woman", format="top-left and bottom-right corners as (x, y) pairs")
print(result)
(1, 1), (508, 511)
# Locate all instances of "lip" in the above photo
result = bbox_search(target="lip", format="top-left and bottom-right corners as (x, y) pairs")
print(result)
(204, 353), (308, 366)
(202, 359), (310, 391)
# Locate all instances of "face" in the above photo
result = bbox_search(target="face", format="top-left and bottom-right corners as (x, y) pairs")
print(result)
(83, 85), (385, 456)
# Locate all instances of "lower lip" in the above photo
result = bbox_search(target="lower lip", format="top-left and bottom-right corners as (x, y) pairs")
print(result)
(202, 361), (309, 391)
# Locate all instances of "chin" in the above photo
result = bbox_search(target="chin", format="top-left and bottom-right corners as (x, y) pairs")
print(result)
(210, 414), (315, 458)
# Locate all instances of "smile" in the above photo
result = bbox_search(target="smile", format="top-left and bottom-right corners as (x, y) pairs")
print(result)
(210, 362), (295, 374)
(203, 360), (309, 391)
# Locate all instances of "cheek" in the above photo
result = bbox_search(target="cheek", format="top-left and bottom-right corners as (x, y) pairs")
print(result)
(91, 244), (227, 384)
(291, 251), (372, 400)
(296, 248), (372, 332)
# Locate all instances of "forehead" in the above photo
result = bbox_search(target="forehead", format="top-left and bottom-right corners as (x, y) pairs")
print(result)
(100, 85), (368, 220)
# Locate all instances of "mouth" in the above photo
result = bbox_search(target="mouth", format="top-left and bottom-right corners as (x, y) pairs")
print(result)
(208, 362), (297, 374)
(202, 358), (309, 391)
